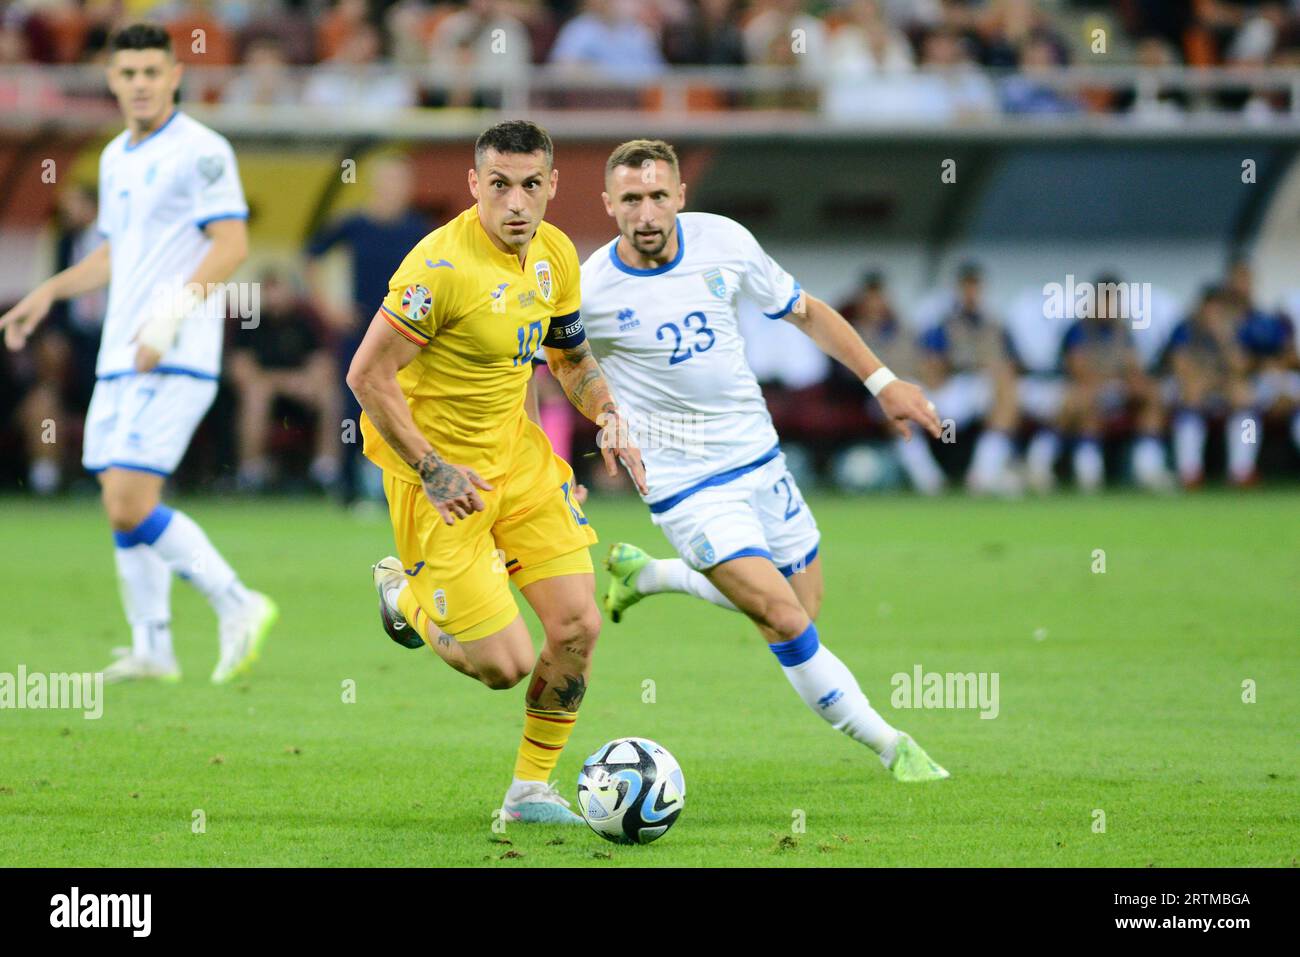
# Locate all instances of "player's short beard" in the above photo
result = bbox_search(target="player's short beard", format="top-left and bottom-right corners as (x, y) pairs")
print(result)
(631, 227), (667, 257)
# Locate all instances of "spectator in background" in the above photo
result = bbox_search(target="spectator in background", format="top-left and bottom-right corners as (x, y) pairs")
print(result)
(904, 27), (999, 122)
(304, 153), (432, 504)
(1118, 36), (1189, 120)
(317, 0), (372, 62)
(1055, 277), (1171, 491)
(831, 270), (921, 428)
(163, 0), (236, 66)
(429, 0), (532, 108)
(220, 35), (299, 109)
(303, 21), (417, 111)
(1225, 260), (1300, 468)
(227, 270), (340, 492)
(903, 263), (1021, 495)
(743, 0), (828, 71)
(1166, 285), (1255, 487)
(548, 0), (666, 77)
(1001, 33), (1080, 115)
(822, 0), (915, 119)
(12, 184), (105, 495)
(662, 0), (745, 66)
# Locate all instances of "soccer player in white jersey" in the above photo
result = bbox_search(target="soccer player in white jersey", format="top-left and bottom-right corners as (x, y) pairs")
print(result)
(0, 24), (276, 683)
(581, 140), (949, 782)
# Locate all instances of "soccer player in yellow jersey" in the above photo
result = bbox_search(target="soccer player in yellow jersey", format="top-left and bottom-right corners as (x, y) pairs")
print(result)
(347, 120), (646, 824)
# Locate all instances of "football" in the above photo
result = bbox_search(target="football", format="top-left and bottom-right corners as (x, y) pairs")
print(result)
(576, 737), (685, 845)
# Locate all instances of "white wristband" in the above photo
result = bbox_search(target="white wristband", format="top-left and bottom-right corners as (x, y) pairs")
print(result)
(136, 285), (203, 354)
(863, 367), (897, 397)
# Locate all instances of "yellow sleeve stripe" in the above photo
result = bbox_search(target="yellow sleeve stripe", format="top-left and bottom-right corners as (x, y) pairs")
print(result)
(380, 305), (430, 345)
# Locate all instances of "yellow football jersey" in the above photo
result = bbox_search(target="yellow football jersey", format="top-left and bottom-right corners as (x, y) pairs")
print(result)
(361, 205), (585, 482)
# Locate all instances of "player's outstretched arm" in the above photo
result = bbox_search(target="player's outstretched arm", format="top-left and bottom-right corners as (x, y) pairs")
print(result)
(347, 309), (493, 525)
(133, 218), (249, 372)
(544, 341), (648, 493)
(0, 241), (111, 352)
(785, 293), (943, 441)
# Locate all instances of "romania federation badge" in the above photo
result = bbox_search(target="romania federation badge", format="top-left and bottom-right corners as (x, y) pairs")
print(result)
(402, 284), (432, 322)
(433, 588), (447, 618)
(703, 268), (727, 299)
(534, 260), (552, 302)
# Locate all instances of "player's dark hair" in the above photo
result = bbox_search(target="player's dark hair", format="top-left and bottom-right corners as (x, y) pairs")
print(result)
(475, 120), (553, 170)
(109, 23), (173, 57)
(605, 139), (680, 181)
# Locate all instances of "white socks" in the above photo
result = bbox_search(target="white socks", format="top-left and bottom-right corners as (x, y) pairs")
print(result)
(113, 505), (252, 646)
(113, 542), (175, 666)
(148, 507), (252, 617)
(636, 559), (737, 611)
(1072, 438), (1104, 491)
(770, 624), (900, 768)
(1025, 429), (1060, 487)
(1226, 412), (1260, 482)
(1174, 411), (1207, 482)
(969, 429), (1013, 487)
(895, 434), (945, 494)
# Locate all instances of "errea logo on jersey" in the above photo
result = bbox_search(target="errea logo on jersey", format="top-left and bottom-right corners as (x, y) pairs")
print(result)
(617, 308), (640, 331)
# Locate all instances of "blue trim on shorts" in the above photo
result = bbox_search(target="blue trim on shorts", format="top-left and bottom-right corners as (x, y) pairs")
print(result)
(97, 366), (219, 382)
(769, 623), (820, 667)
(711, 546), (773, 567)
(647, 444), (781, 514)
(113, 504), (174, 548)
(777, 542), (819, 577)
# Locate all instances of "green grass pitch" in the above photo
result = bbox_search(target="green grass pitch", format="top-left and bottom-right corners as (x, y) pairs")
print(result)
(0, 491), (1295, 867)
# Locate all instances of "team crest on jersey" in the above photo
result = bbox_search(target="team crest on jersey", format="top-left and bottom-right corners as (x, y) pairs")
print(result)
(433, 588), (448, 618)
(197, 154), (225, 185)
(534, 260), (553, 302)
(402, 284), (432, 322)
(703, 268), (728, 299)
(689, 533), (716, 567)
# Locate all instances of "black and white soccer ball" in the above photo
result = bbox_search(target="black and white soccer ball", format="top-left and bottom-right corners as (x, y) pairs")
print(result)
(576, 737), (685, 845)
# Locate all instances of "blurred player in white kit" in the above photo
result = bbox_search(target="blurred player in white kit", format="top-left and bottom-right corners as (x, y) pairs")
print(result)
(0, 23), (276, 683)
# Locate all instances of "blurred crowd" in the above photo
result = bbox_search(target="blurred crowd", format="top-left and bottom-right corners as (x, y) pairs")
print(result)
(6, 0), (1300, 117)
(4, 163), (1299, 499)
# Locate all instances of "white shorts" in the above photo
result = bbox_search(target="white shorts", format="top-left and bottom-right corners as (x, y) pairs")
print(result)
(930, 372), (992, 428)
(649, 449), (820, 575)
(82, 372), (218, 477)
(1018, 375), (1065, 422)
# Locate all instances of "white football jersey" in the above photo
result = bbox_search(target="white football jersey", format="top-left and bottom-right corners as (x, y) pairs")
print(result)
(581, 212), (801, 507)
(95, 110), (248, 379)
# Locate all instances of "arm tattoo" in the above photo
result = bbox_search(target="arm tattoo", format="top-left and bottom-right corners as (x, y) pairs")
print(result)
(413, 448), (470, 503)
(549, 342), (615, 423)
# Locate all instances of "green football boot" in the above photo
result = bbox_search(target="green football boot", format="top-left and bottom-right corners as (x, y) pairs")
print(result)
(603, 542), (653, 624)
(890, 732), (950, 782)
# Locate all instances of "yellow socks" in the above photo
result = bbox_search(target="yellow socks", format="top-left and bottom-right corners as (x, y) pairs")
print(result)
(514, 707), (578, 781)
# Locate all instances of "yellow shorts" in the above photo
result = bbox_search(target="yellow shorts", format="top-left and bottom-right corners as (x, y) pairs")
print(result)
(382, 423), (597, 641)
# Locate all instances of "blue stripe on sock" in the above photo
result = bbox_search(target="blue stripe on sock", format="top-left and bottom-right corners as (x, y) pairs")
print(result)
(113, 505), (175, 548)
(769, 623), (820, 667)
